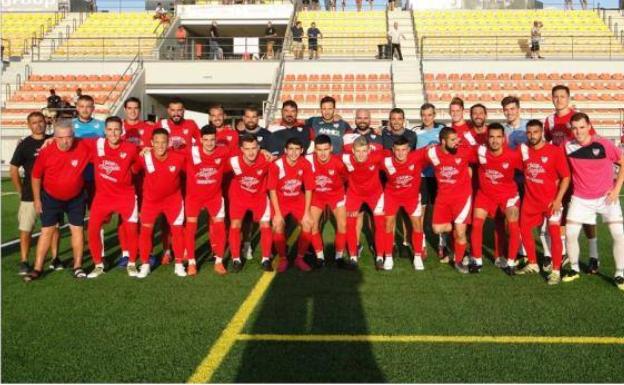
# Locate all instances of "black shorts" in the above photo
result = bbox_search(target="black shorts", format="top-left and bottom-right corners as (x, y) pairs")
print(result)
(531, 41), (540, 51)
(41, 190), (86, 227)
(309, 42), (318, 51)
(420, 177), (437, 206)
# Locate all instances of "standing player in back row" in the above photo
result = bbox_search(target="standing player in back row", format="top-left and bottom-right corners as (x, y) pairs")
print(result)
(562, 113), (624, 291)
(306, 96), (351, 154)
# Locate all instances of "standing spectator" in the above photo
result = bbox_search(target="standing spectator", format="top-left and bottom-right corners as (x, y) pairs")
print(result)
(265, 21), (277, 59)
(356, 0), (362, 11)
(530, 20), (543, 60)
(564, 0), (573, 10)
(291, 21), (304, 60)
(311, 0), (320, 10)
(388, 0), (395, 11)
(387, 21), (405, 60)
(307, 22), (322, 60)
(175, 25), (187, 59)
(209, 21), (222, 60)
(368, 0), (374, 9)
(302, 0), (310, 10)
(10, 112), (59, 276)
(580, 0), (587, 9)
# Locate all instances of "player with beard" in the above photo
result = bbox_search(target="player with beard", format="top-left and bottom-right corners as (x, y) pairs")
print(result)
(306, 135), (348, 268)
(343, 109), (383, 151)
(184, 125), (230, 276)
(268, 138), (314, 272)
(469, 123), (523, 275)
(544, 85), (599, 273)
(239, 105), (272, 151)
(466, 103), (488, 145)
(518, 120), (570, 284)
(209, 104), (240, 153)
(82, 117), (140, 278)
(133, 129), (187, 279)
(268, 100), (312, 156)
(426, 127), (476, 274)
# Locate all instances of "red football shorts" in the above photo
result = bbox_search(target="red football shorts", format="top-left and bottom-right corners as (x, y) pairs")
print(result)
(345, 191), (384, 215)
(474, 192), (520, 217)
(272, 197), (305, 221)
(384, 192), (421, 217)
(91, 194), (138, 223)
(433, 194), (472, 225)
(311, 193), (345, 211)
(140, 194), (185, 226)
(185, 194), (225, 219)
(229, 195), (270, 222)
(520, 201), (562, 228)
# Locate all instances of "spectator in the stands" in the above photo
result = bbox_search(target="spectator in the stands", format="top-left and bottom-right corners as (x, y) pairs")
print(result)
(307, 22), (322, 60)
(73, 88), (82, 105)
(265, 21), (278, 59)
(44, 89), (62, 120)
(176, 25), (187, 59)
(291, 21), (304, 60)
(388, 0), (396, 11)
(209, 21), (222, 60)
(530, 20), (543, 60)
(388, 21), (404, 60)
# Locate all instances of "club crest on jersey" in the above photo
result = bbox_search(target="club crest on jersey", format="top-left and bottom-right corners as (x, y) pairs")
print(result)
(592, 148), (600, 156)
(169, 165), (176, 172)
(227, 136), (232, 141)
(257, 170), (263, 175)
(297, 169), (303, 176)
(120, 152), (127, 159)
(215, 158), (222, 165)
(71, 160), (78, 167)
(409, 165), (415, 171)
(541, 156), (548, 163)
(455, 159), (461, 165)
(333, 123), (339, 129)
(183, 129), (189, 135)
(258, 137), (263, 142)
(328, 169), (335, 175)
(502, 162), (509, 169)
(139, 129), (144, 135)
(368, 165), (375, 171)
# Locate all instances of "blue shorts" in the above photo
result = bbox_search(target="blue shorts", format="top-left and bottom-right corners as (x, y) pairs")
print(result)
(40, 190), (86, 227)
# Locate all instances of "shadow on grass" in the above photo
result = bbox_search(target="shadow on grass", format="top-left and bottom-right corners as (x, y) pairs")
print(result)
(232, 217), (386, 383)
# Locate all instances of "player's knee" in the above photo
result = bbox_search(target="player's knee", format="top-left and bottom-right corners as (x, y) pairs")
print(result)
(565, 222), (582, 239)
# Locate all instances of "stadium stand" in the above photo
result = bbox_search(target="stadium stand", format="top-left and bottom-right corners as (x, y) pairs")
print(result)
(414, 10), (624, 59)
(424, 71), (624, 137)
(276, 69), (393, 125)
(0, 74), (133, 127)
(52, 12), (167, 59)
(293, 11), (387, 58)
(0, 13), (64, 57)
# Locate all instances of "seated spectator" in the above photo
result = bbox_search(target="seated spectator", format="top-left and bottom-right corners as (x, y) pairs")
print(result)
(43, 89), (62, 120)
(73, 88), (82, 105)
(154, 3), (170, 24)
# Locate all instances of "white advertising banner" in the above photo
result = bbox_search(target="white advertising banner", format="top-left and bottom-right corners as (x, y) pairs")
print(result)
(1, 0), (59, 11)
(176, 4), (293, 23)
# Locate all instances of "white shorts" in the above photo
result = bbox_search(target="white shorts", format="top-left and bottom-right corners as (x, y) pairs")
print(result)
(566, 195), (624, 225)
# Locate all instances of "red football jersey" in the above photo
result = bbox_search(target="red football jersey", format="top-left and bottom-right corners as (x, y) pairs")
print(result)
(185, 145), (230, 199)
(464, 127), (488, 147)
(453, 121), (471, 136)
(154, 118), (201, 152)
(341, 150), (384, 196)
(304, 154), (346, 200)
(342, 132), (384, 153)
(228, 154), (271, 198)
(123, 120), (153, 148)
(544, 109), (575, 146)
(216, 126), (240, 154)
(425, 145), (476, 199)
(382, 149), (426, 198)
(134, 150), (186, 202)
(32, 140), (91, 200)
(520, 143), (570, 206)
(84, 138), (138, 198)
(476, 145), (523, 199)
(267, 156), (314, 204)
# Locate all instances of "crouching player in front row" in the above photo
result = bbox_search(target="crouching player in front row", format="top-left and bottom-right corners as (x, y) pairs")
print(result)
(268, 137), (315, 273)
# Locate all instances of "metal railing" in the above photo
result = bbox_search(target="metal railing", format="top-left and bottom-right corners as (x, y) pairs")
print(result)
(105, 54), (144, 113)
(420, 34), (624, 60)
